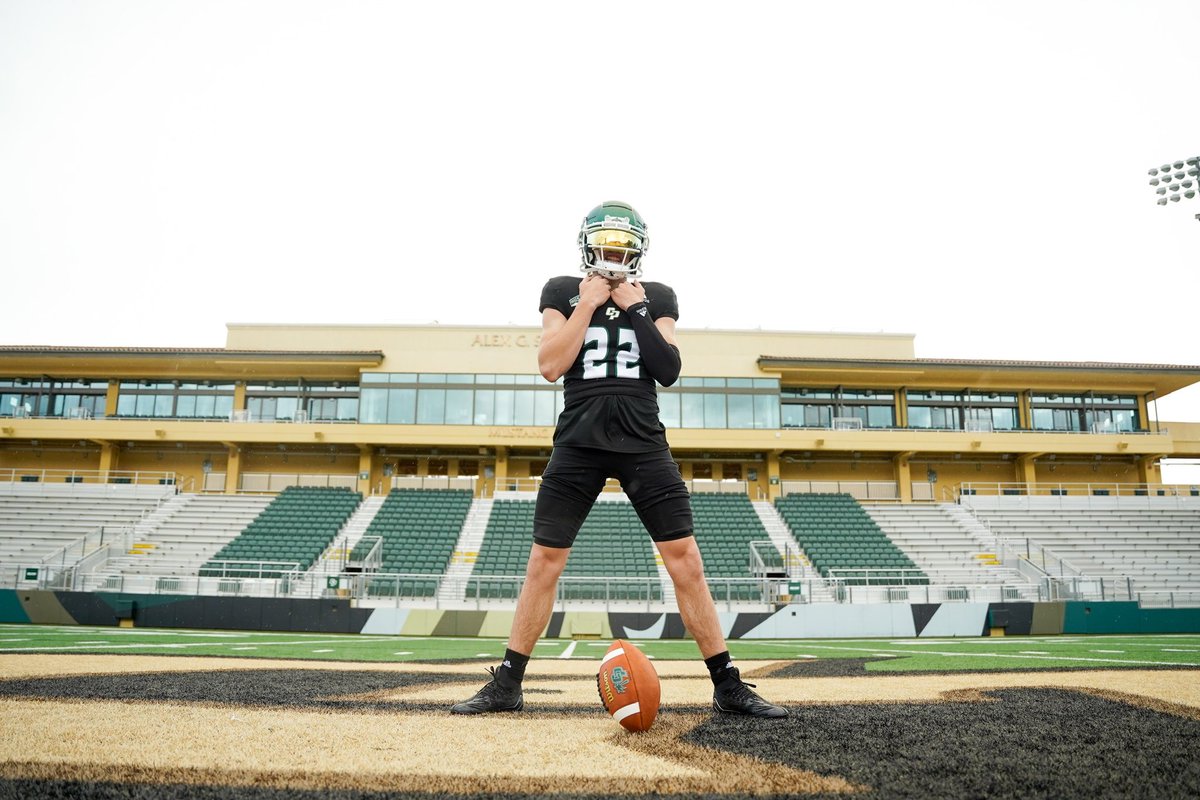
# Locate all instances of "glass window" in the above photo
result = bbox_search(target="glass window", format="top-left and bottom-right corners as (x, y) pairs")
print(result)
(474, 389), (495, 425)
(867, 405), (894, 428)
(534, 391), (555, 425)
(727, 395), (754, 429)
(153, 395), (173, 417)
(417, 389), (445, 424)
(214, 396), (234, 418)
(336, 398), (357, 421)
(176, 395), (197, 417)
(134, 394), (155, 416)
(659, 393), (680, 428)
(475, 374), (496, 385)
(702, 377), (725, 388)
(444, 389), (473, 425)
(446, 375), (474, 385)
(388, 388), (416, 424)
(494, 390), (515, 424)
(389, 373), (417, 383)
(681, 393), (705, 428)
(494, 375), (516, 385)
(357, 388), (386, 424)
(276, 396), (298, 420)
(680, 377), (705, 388)
(754, 394), (779, 428)
(991, 408), (1017, 430)
(703, 393), (726, 428)
(195, 395), (217, 418)
(908, 406), (932, 428)
(727, 378), (753, 388)
(781, 404), (805, 428)
(418, 374), (446, 383)
(512, 390), (535, 425)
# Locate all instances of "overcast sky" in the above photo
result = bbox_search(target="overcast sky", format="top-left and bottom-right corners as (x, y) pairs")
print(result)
(1, 1), (1197, 476)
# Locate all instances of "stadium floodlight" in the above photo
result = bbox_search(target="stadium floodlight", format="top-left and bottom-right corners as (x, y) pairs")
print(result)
(1148, 155), (1200, 209)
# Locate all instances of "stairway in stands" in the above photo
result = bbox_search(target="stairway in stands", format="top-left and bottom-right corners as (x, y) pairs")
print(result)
(752, 500), (835, 603)
(438, 498), (494, 603)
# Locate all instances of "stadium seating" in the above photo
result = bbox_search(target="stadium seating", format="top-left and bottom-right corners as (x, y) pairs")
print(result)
(692, 493), (780, 601)
(199, 487), (361, 579)
(102, 494), (273, 577)
(969, 500), (1200, 593)
(468, 499), (662, 601)
(355, 488), (473, 598)
(862, 503), (1033, 596)
(0, 484), (172, 584)
(774, 493), (927, 585)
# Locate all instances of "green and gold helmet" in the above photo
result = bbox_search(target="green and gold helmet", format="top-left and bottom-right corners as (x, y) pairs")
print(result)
(578, 201), (649, 280)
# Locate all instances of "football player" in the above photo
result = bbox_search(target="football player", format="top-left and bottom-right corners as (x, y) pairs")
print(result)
(451, 201), (787, 719)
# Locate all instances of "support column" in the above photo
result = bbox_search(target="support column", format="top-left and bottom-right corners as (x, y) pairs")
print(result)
(98, 442), (119, 479)
(1017, 454), (1038, 491)
(493, 446), (509, 489)
(225, 445), (242, 495)
(893, 452), (914, 503)
(1137, 456), (1161, 487)
(766, 450), (782, 503)
(104, 382), (120, 418)
(233, 382), (247, 416)
(357, 446), (374, 496)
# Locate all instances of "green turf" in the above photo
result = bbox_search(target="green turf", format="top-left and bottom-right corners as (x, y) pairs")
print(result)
(3, 624), (1199, 671)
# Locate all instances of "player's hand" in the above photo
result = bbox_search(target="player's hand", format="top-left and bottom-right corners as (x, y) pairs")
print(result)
(610, 278), (646, 311)
(578, 273), (612, 310)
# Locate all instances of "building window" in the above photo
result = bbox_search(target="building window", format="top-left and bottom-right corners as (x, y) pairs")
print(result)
(244, 380), (358, 422)
(357, 372), (780, 430)
(906, 390), (1018, 431)
(1, 378), (108, 419)
(782, 388), (895, 429)
(660, 377), (780, 430)
(115, 381), (235, 419)
(1030, 393), (1140, 432)
(359, 373), (563, 426)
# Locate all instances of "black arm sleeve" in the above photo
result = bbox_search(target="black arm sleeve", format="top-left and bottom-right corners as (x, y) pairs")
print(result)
(626, 302), (681, 387)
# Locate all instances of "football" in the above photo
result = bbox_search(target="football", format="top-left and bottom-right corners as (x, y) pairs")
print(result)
(597, 639), (660, 732)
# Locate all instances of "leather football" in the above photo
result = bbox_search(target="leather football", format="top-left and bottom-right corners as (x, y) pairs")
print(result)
(597, 639), (660, 732)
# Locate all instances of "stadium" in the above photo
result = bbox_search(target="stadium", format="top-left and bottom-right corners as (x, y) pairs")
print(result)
(3, 322), (1200, 798)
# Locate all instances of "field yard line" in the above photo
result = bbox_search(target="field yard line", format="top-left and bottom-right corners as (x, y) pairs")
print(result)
(0, 638), (382, 653)
(780, 643), (1200, 667)
(559, 641), (578, 659)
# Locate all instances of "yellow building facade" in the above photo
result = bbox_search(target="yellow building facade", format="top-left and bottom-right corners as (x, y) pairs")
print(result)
(2, 323), (1199, 501)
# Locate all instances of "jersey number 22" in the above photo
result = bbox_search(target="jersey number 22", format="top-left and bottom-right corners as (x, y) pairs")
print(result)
(581, 326), (641, 379)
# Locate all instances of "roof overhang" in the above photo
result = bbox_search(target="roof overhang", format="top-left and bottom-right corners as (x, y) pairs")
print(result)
(0, 348), (384, 382)
(756, 356), (1200, 398)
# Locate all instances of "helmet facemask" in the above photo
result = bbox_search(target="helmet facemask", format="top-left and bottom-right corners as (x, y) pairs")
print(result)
(578, 204), (649, 281)
(581, 228), (645, 280)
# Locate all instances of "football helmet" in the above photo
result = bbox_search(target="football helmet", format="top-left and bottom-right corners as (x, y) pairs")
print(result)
(578, 201), (649, 280)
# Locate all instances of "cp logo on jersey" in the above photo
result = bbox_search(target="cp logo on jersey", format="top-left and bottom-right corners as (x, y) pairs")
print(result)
(605, 308), (621, 320)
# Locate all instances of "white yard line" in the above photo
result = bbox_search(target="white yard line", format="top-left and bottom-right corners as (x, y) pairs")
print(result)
(559, 641), (578, 659)
(0, 638), (380, 653)
(771, 643), (1200, 668)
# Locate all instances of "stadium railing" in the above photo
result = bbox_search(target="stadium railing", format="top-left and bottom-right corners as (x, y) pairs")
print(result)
(953, 482), (1200, 507)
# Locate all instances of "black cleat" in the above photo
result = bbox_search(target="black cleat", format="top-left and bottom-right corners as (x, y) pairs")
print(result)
(713, 667), (788, 718)
(450, 666), (524, 714)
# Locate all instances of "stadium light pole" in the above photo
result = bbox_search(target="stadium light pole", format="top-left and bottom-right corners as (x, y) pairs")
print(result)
(1147, 156), (1200, 208)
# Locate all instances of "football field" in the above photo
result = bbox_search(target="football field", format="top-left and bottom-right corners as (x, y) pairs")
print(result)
(2, 623), (1200, 671)
(3, 625), (1200, 799)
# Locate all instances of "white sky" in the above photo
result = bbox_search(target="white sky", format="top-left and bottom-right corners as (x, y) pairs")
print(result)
(1, 1), (1198, 477)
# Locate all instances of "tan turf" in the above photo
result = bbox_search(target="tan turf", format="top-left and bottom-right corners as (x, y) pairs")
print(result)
(2, 655), (1198, 795)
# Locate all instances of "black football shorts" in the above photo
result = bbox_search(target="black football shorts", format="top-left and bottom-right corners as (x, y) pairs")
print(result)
(532, 445), (694, 548)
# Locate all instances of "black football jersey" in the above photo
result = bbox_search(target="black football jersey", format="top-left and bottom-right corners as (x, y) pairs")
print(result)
(538, 275), (680, 452)
(539, 275), (680, 402)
